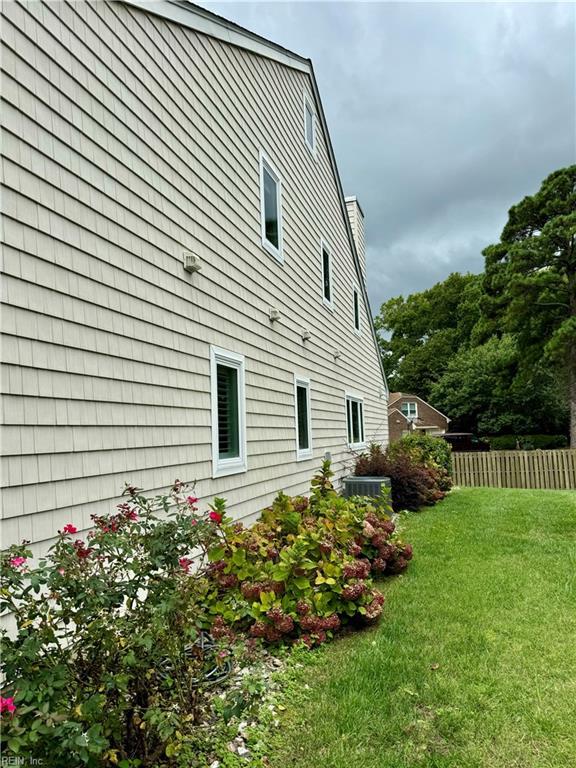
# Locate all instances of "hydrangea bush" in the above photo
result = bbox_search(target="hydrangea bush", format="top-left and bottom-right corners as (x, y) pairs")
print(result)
(204, 461), (412, 646)
(0, 463), (412, 765)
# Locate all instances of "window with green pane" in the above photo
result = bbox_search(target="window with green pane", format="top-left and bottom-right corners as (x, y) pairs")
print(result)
(217, 364), (239, 459)
(296, 385), (309, 451)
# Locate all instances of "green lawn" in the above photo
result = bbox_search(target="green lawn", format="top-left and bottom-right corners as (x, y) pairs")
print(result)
(273, 488), (576, 768)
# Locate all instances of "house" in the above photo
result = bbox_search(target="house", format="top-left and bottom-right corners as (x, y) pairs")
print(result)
(388, 393), (450, 442)
(0, 0), (388, 556)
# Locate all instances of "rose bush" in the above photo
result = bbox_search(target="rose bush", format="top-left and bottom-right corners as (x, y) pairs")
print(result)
(0, 482), (230, 766)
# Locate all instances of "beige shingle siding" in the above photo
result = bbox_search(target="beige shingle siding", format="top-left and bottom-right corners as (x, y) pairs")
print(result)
(0, 0), (388, 555)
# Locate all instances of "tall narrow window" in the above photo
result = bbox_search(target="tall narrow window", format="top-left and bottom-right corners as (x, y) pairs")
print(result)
(294, 375), (312, 460)
(321, 240), (333, 308)
(304, 94), (315, 153)
(345, 394), (365, 448)
(260, 152), (283, 261)
(210, 347), (247, 477)
(217, 366), (239, 459)
(353, 286), (361, 333)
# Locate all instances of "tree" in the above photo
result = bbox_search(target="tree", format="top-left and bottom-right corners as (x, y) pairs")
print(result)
(375, 272), (482, 399)
(430, 335), (568, 435)
(482, 166), (576, 445)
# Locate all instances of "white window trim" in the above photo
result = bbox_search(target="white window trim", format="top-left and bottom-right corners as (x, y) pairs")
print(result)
(320, 238), (334, 310)
(345, 392), (366, 450)
(401, 401), (418, 419)
(353, 284), (361, 336)
(259, 151), (283, 263)
(303, 92), (316, 155)
(294, 374), (313, 461)
(210, 346), (247, 479)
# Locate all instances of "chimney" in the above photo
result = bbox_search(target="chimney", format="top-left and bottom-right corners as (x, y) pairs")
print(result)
(345, 196), (366, 282)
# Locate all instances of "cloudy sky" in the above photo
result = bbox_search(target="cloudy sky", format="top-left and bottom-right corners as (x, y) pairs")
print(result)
(201, 1), (575, 312)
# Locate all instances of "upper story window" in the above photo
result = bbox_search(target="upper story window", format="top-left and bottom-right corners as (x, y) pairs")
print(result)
(321, 239), (333, 308)
(401, 401), (418, 419)
(259, 152), (283, 262)
(353, 286), (361, 334)
(210, 347), (247, 478)
(303, 94), (315, 153)
(294, 375), (312, 460)
(346, 394), (365, 448)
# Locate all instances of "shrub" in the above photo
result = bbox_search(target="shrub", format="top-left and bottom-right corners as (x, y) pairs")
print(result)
(0, 465), (413, 764)
(389, 433), (453, 475)
(205, 461), (412, 645)
(353, 442), (389, 476)
(0, 483), (231, 766)
(353, 442), (449, 511)
(383, 451), (444, 512)
(484, 434), (569, 451)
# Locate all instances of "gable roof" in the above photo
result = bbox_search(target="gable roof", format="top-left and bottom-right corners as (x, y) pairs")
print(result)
(388, 393), (450, 422)
(388, 392), (450, 421)
(121, 0), (388, 396)
(388, 407), (410, 423)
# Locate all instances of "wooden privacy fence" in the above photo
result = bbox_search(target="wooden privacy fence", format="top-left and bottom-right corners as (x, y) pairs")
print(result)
(452, 450), (576, 490)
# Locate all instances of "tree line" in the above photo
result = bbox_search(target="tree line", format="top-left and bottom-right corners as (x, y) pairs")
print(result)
(375, 165), (576, 447)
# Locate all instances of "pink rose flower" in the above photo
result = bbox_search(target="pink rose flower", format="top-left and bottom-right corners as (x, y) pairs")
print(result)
(62, 524), (77, 534)
(9, 557), (26, 568)
(0, 697), (16, 715)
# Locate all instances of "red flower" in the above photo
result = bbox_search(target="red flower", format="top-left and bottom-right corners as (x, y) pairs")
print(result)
(186, 496), (199, 507)
(209, 511), (223, 524)
(179, 557), (192, 573)
(73, 540), (92, 559)
(0, 697), (16, 716)
(62, 524), (77, 534)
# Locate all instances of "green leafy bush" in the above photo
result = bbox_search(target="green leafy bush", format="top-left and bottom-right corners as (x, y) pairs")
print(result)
(389, 433), (453, 475)
(205, 462), (412, 646)
(483, 434), (569, 450)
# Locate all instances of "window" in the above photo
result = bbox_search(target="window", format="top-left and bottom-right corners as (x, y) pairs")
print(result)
(353, 286), (361, 334)
(210, 347), (246, 477)
(294, 375), (312, 460)
(259, 152), (283, 261)
(321, 239), (333, 308)
(345, 394), (365, 448)
(303, 94), (315, 153)
(401, 401), (418, 419)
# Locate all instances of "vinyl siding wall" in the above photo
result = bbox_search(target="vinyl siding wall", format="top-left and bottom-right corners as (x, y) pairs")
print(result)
(0, 0), (388, 555)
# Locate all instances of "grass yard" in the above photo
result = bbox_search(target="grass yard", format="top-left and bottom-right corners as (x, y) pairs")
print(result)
(272, 487), (576, 768)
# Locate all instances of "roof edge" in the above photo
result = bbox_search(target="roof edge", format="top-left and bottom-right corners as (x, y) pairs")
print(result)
(308, 63), (388, 397)
(121, 0), (311, 73)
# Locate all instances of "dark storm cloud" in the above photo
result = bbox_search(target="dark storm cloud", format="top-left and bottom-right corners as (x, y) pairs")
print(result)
(200, 1), (576, 311)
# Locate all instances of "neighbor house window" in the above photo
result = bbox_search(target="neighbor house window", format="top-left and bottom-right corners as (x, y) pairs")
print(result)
(345, 394), (365, 448)
(303, 94), (315, 153)
(401, 401), (418, 419)
(259, 152), (283, 261)
(353, 286), (361, 333)
(210, 347), (246, 477)
(321, 239), (333, 308)
(294, 375), (312, 460)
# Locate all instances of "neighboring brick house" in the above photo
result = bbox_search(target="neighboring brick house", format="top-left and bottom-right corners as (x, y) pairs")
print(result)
(388, 393), (450, 442)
